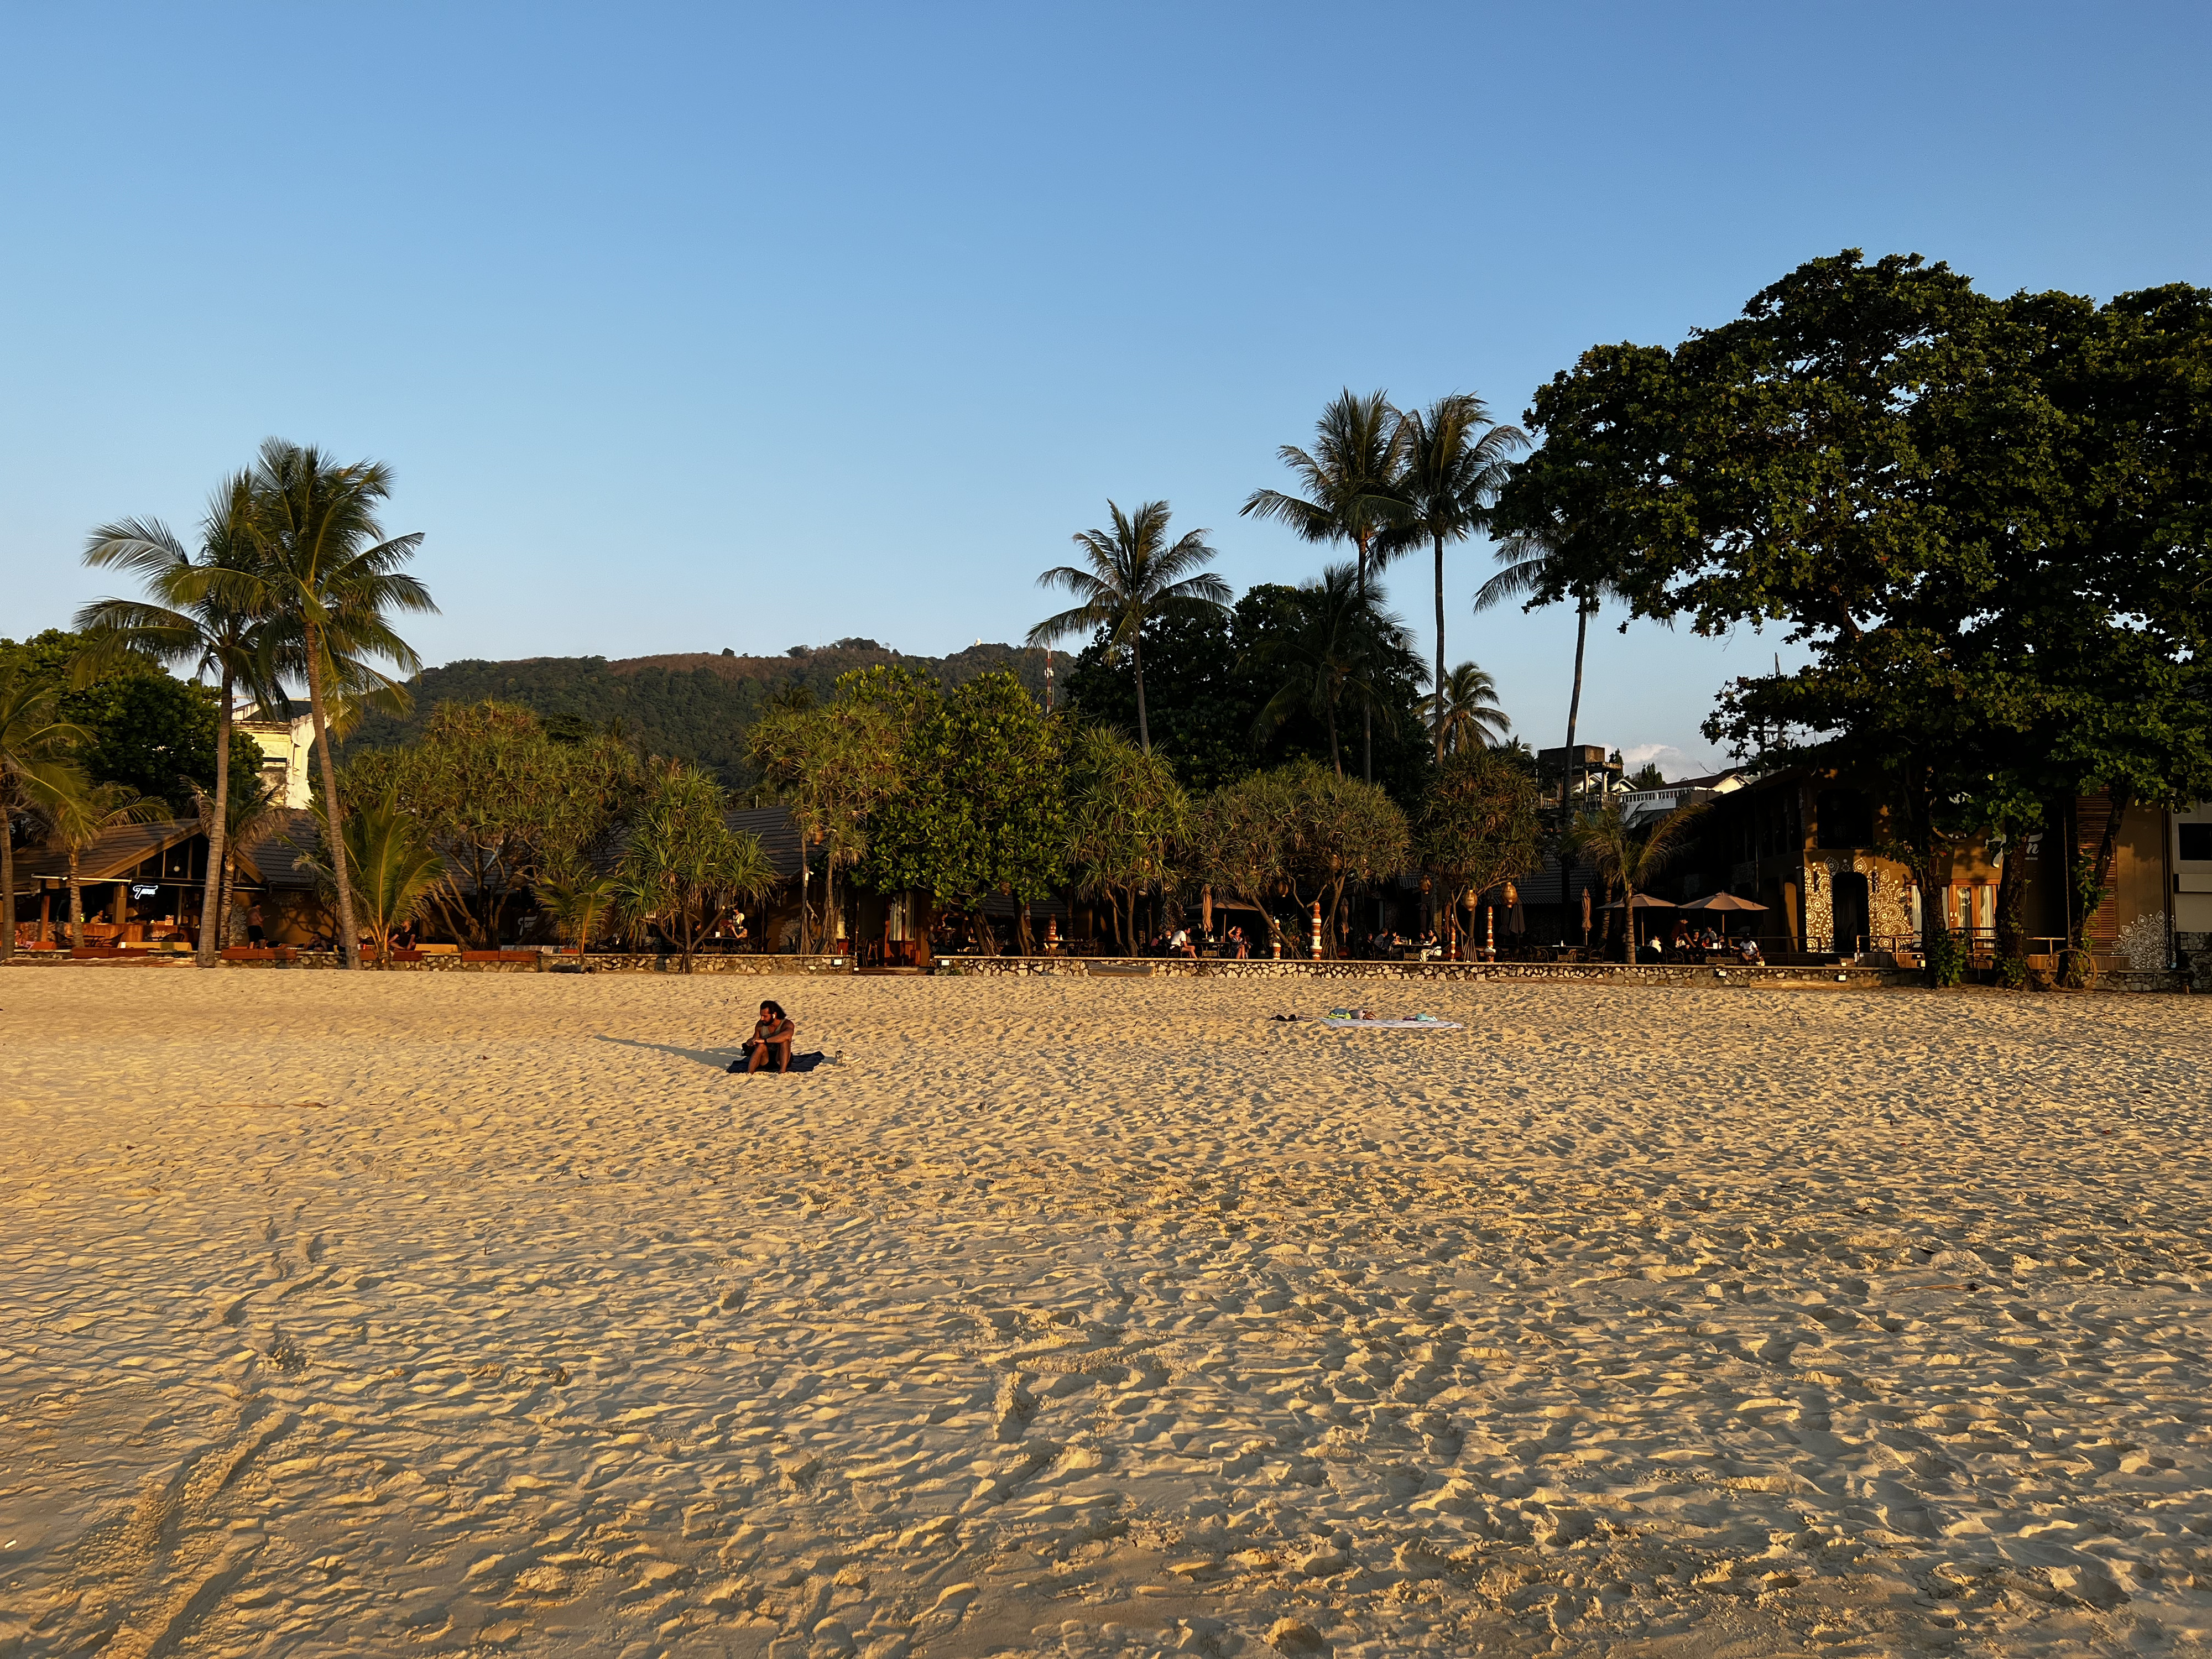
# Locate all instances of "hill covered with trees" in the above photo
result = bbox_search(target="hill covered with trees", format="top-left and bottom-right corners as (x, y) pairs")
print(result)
(338, 640), (1051, 786)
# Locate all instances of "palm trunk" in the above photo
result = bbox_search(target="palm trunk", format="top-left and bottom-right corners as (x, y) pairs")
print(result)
(1562, 601), (1592, 810)
(0, 818), (13, 961)
(824, 860), (837, 954)
(219, 849), (237, 949)
(1432, 531), (1447, 764)
(1357, 534), (1373, 785)
(305, 624), (360, 968)
(1326, 706), (1341, 778)
(197, 668), (233, 967)
(1133, 637), (1151, 755)
(68, 851), (85, 952)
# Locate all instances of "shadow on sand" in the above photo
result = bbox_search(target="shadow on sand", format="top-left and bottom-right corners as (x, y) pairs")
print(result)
(593, 1035), (833, 1073)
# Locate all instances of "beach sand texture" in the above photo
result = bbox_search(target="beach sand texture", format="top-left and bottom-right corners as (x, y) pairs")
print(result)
(3, 971), (2209, 1659)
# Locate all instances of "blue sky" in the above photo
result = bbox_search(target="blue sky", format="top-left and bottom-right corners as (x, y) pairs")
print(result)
(4, 3), (2206, 778)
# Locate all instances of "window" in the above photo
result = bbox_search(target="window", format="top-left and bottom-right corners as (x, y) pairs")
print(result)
(2182, 822), (2212, 863)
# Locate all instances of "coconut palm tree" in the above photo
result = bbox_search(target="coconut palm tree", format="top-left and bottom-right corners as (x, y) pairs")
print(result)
(0, 667), (89, 960)
(1473, 520), (1638, 810)
(79, 473), (283, 967)
(44, 781), (168, 951)
(1573, 797), (1707, 960)
(250, 440), (436, 969)
(1423, 661), (1512, 756)
(1250, 564), (1416, 778)
(1241, 389), (1411, 782)
(1027, 500), (1229, 755)
(535, 858), (621, 963)
(1380, 395), (1526, 760)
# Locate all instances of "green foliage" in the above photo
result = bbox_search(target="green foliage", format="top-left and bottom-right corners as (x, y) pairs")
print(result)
(0, 629), (257, 813)
(1191, 770), (1297, 950)
(1418, 748), (1543, 907)
(340, 643), (1050, 787)
(534, 859), (621, 956)
(1995, 951), (2030, 990)
(615, 764), (774, 972)
(301, 789), (445, 964)
(1065, 727), (1188, 952)
(1498, 249), (2212, 962)
(1279, 761), (1411, 952)
(1061, 583), (1432, 800)
(344, 701), (641, 948)
(862, 672), (1067, 908)
(1927, 930), (1969, 989)
(1027, 500), (1230, 755)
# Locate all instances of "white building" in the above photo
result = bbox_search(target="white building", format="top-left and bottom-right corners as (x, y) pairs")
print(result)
(238, 710), (319, 809)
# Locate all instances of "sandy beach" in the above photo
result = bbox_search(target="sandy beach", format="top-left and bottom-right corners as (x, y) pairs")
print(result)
(3, 970), (2209, 1659)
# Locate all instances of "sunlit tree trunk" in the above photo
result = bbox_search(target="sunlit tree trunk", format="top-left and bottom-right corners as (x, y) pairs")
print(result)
(197, 667), (233, 967)
(305, 624), (360, 968)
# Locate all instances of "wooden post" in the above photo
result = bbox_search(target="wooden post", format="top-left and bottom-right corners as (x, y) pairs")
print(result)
(1309, 900), (1323, 961)
(1485, 904), (1495, 961)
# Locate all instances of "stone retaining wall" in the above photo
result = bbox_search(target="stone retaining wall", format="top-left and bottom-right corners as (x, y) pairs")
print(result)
(940, 956), (1910, 988)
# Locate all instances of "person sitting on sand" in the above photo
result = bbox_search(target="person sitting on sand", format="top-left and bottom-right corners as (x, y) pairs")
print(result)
(738, 1000), (796, 1074)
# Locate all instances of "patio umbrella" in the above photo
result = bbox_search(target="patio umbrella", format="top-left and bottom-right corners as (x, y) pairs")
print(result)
(1679, 891), (1766, 943)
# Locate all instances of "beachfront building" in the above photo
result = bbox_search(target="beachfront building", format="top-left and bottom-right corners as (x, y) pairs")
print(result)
(1661, 773), (2206, 982)
(238, 708), (319, 808)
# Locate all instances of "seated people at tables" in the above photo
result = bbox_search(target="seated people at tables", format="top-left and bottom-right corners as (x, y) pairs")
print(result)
(1736, 936), (1764, 964)
(737, 1000), (796, 1074)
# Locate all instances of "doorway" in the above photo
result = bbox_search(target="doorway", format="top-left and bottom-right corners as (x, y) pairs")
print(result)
(1832, 872), (1870, 954)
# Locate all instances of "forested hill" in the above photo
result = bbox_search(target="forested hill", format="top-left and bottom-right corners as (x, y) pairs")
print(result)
(340, 640), (1050, 784)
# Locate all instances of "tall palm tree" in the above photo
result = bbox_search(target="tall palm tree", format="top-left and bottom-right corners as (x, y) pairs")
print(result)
(1473, 520), (1637, 810)
(1241, 389), (1411, 782)
(250, 440), (436, 969)
(1250, 563), (1416, 778)
(1423, 661), (1512, 756)
(0, 667), (90, 961)
(44, 781), (166, 951)
(1027, 500), (1229, 755)
(1380, 395), (1526, 760)
(79, 474), (281, 967)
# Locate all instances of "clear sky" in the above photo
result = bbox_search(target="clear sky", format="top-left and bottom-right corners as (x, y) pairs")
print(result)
(4, 2), (2206, 778)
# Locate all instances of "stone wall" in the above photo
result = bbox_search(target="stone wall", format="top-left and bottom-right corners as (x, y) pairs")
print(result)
(942, 956), (1909, 989)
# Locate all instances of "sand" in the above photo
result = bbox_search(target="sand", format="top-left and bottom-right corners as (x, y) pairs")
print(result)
(3, 969), (2210, 1659)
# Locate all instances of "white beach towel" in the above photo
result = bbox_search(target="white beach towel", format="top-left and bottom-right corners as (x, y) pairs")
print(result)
(1319, 1018), (1462, 1031)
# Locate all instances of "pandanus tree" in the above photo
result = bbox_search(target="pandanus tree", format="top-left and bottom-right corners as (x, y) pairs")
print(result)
(79, 473), (282, 967)
(1241, 389), (1411, 781)
(1380, 394), (1525, 759)
(1028, 501), (1229, 755)
(0, 668), (89, 959)
(250, 440), (436, 969)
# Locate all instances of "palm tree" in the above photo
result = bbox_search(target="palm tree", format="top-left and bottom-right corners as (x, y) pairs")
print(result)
(195, 776), (287, 950)
(1027, 500), (1229, 755)
(535, 859), (621, 963)
(1241, 389), (1411, 782)
(1423, 661), (1512, 756)
(0, 667), (90, 961)
(79, 474), (281, 968)
(1250, 563), (1416, 778)
(1473, 520), (1637, 810)
(1573, 798), (1706, 961)
(1380, 395), (1525, 760)
(44, 781), (166, 951)
(251, 440), (436, 969)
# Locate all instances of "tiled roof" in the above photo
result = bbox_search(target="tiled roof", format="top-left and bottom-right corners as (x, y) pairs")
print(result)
(728, 807), (805, 879)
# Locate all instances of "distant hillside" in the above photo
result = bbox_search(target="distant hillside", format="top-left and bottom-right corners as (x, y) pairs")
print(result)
(339, 639), (1052, 785)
